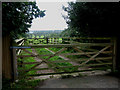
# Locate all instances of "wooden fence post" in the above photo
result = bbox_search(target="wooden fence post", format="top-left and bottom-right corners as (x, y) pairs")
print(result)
(111, 37), (117, 72)
(51, 38), (53, 44)
(13, 48), (18, 80)
(62, 38), (65, 44)
(46, 38), (49, 44)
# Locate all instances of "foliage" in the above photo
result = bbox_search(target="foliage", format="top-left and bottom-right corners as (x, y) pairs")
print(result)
(2, 78), (12, 90)
(2, 2), (45, 39)
(11, 79), (42, 89)
(60, 29), (70, 37)
(2, 78), (43, 89)
(60, 27), (83, 37)
(62, 2), (120, 37)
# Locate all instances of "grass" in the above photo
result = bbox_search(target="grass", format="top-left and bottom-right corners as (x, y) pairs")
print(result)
(25, 37), (63, 45)
(23, 38), (112, 73)
(2, 78), (12, 90)
(48, 38), (62, 43)
(11, 79), (43, 89)
(2, 78), (43, 89)
(48, 47), (61, 52)
(3, 38), (113, 89)
(2, 48), (44, 89)
(35, 47), (78, 72)
(48, 47), (77, 54)
(17, 49), (36, 76)
(25, 38), (47, 45)
(3, 48), (43, 89)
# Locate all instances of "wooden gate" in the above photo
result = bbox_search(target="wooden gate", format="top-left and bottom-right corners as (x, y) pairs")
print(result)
(12, 37), (116, 80)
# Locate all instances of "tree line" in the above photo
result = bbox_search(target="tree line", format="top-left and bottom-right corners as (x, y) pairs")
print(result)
(61, 2), (120, 72)
(26, 30), (63, 38)
(62, 2), (120, 37)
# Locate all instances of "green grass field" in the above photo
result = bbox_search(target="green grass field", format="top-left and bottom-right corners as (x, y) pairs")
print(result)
(25, 37), (63, 45)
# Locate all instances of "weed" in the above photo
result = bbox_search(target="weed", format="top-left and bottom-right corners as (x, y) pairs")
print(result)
(61, 75), (72, 79)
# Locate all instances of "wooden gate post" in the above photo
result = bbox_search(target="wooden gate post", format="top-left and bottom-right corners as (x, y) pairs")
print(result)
(2, 35), (12, 79)
(12, 48), (18, 80)
(111, 37), (117, 72)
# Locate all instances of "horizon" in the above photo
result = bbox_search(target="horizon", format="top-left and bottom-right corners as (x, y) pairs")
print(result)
(29, 29), (64, 31)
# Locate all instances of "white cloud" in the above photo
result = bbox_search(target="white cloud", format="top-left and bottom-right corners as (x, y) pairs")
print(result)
(35, 0), (76, 2)
(29, 2), (68, 31)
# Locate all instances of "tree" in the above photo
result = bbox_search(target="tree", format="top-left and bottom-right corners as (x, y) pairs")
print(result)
(2, 2), (45, 79)
(63, 2), (120, 37)
(2, 2), (45, 39)
(62, 2), (120, 72)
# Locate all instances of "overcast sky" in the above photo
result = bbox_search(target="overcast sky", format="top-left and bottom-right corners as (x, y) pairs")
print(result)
(29, 2), (69, 31)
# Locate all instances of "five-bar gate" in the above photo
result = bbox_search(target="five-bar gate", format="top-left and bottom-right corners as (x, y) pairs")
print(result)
(11, 37), (117, 80)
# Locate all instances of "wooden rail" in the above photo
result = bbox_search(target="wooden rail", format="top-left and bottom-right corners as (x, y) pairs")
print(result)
(26, 37), (112, 45)
(26, 37), (112, 40)
(14, 43), (113, 48)
(15, 38), (24, 55)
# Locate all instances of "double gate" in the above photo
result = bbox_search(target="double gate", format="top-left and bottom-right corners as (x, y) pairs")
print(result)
(12, 37), (116, 80)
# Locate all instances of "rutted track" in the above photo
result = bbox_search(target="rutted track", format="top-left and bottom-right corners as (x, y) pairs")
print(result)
(31, 48), (55, 79)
